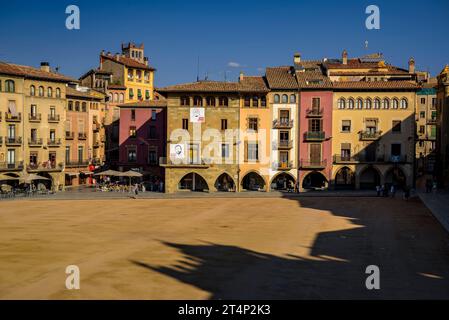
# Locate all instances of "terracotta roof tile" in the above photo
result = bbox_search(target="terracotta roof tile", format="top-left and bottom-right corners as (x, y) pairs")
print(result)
(333, 80), (419, 90)
(0, 61), (75, 82)
(265, 66), (298, 89)
(118, 100), (166, 108)
(158, 78), (268, 93)
(107, 84), (127, 90)
(66, 86), (105, 99)
(101, 54), (155, 71)
(295, 61), (332, 89)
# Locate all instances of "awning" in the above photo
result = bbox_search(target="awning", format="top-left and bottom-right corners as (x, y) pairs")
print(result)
(81, 171), (93, 175)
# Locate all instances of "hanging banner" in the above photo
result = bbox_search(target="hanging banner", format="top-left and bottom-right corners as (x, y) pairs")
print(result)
(190, 107), (205, 123)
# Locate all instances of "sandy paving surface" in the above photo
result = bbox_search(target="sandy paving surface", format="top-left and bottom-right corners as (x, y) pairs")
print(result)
(0, 197), (448, 299)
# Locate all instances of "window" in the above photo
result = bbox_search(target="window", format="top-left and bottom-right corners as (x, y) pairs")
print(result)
(127, 148), (137, 162)
(274, 94), (280, 103)
(419, 125), (425, 134)
(182, 118), (189, 130)
(248, 118), (258, 131)
(49, 129), (56, 142)
(400, 98), (408, 109)
(253, 96), (259, 107)
(365, 119), (378, 133)
(432, 98), (437, 108)
(119, 93), (124, 103)
(68, 101), (73, 111)
(128, 69), (134, 80)
(309, 119), (322, 132)
(151, 109), (157, 121)
(244, 96), (251, 107)
(340, 143), (351, 161)
(221, 119), (228, 130)
(136, 70), (142, 81)
(149, 126), (157, 139)
(383, 98), (390, 109)
(290, 94), (296, 103)
(374, 98), (380, 109)
(431, 111), (437, 120)
(148, 150), (157, 165)
(113, 93), (118, 102)
(356, 98), (363, 109)
(145, 90), (150, 100)
(137, 89), (142, 99)
(39, 86), (44, 96)
(261, 96), (267, 107)
(75, 101), (80, 111)
(391, 144), (401, 157)
(181, 96), (190, 106)
(193, 96), (203, 106)
(129, 126), (136, 137)
(312, 98), (320, 109)
(392, 120), (401, 133)
(81, 102), (87, 112)
(131, 109), (136, 121)
(392, 99), (399, 109)
(129, 88), (134, 99)
(30, 85), (36, 96)
(280, 131), (289, 142)
(8, 124), (15, 138)
(221, 144), (229, 159)
(56, 88), (61, 98)
(420, 111), (425, 118)
(348, 98), (354, 109)
(342, 120), (351, 132)
(421, 97), (426, 104)
(219, 96), (228, 107)
(282, 94), (288, 103)
(7, 149), (15, 166)
(65, 147), (70, 163)
(365, 99), (372, 109)
(338, 98), (346, 109)
(247, 143), (258, 161)
(5, 80), (15, 92)
(206, 96), (215, 106)
(30, 104), (37, 116)
(47, 87), (52, 97)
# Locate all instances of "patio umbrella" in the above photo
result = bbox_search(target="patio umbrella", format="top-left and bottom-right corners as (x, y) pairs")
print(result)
(120, 171), (143, 186)
(93, 169), (122, 176)
(18, 173), (50, 184)
(0, 173), (19, 181)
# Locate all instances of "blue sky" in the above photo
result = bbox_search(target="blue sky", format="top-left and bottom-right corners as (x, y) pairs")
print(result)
(1, 0), (448, 87)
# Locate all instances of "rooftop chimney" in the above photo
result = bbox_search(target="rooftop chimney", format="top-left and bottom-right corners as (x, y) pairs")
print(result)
(408, 57), (415, 74)
(294, 52), (301, 65)
(239, 71), (244, 82)
(40, 62), (50, 72)
(342, 49), (348, 65)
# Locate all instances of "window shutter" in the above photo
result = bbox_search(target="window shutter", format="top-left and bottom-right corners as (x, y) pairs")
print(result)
(244, 141), (248, 162)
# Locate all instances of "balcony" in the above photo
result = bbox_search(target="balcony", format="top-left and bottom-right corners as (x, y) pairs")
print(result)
(300, 159), (327, 169)
(333, 155), (359, 164)
(273, 119), (294, 129)
(65, 131), (74, 140)
(159, 157), (209, 168)
(27, 162), (63, 172)
(273, 161), (294, 170)
(28, 138), (43, 146)
(48, 114), (60, 123)
(65, 160), (89, 167)
(0, 161), (24, 171)
(427, 119), (437, 125)
(5, 112), (21, 122)
(47, 138), (62, 147)
(389, 155), (408, 163)
(359, 130), (382, 140)
(5, 136), (22, 146)
(306, 108), (323, 117)
(304, 131), (325, 141)
(28, 113), (42, 122)
(275, 140), (293, 149)
(78, 132), (87, 140)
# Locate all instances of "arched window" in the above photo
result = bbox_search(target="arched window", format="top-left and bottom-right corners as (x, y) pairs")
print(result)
(282, 94), (288, 103)
(113, 93), (118, 103)
(82, 102), (87, 112)
(38, 86), (44, 96)
(374, 98), (380, 109)
(290, 94), (296, 103)
(68, 101), (73, 111)
(365, 98), (372, 109)
(30, 85), (36, 96)
(119, 93), (124, 103)
(261, 96), (267, 107)
(356, 98), (363, 109)
(181, 96), (190, 106)
(253, 96), (259, 107)
(348, 98), (354, 109)
(47, 87), (53, 97)
(400, 98), (408, 109)
(219, 96), (228, 107)
(274, 94), (280, 103)
(338, 98), (346, 109)
(193, 96), (203, 106)
(244, 96), (251, 107)
(108, 93), (112, 102)
(383, 98), (390, 109)
(56, 88), (61, 98)
(5, 80), (15, 92)
(392, 99), (399, 109)
(206, 96), (216, 107)
(75, 101), (80, 111)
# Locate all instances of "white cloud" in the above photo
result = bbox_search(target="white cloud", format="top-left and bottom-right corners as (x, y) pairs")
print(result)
(227, 62), (241, 68)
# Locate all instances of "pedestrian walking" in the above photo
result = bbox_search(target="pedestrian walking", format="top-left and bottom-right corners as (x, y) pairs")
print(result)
(425, 179), (432, 193)
(390, 185), (396, 198)
(376, 185), (381, 197)
(432, 180), (437, 195)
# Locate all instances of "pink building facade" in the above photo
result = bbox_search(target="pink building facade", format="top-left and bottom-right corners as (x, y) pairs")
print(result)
(298, 91), (333, 189)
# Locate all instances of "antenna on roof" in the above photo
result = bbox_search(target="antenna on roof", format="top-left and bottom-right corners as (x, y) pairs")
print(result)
(196, 56), (200, 82)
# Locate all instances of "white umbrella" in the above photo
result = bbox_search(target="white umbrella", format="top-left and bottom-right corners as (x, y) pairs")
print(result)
(93, 169), (122, 176)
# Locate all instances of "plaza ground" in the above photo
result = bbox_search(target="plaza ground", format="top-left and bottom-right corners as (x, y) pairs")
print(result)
(0, 196), (449, 299)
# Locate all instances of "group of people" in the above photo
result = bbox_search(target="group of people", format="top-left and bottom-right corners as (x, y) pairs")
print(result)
(375, 184), (412, 200)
